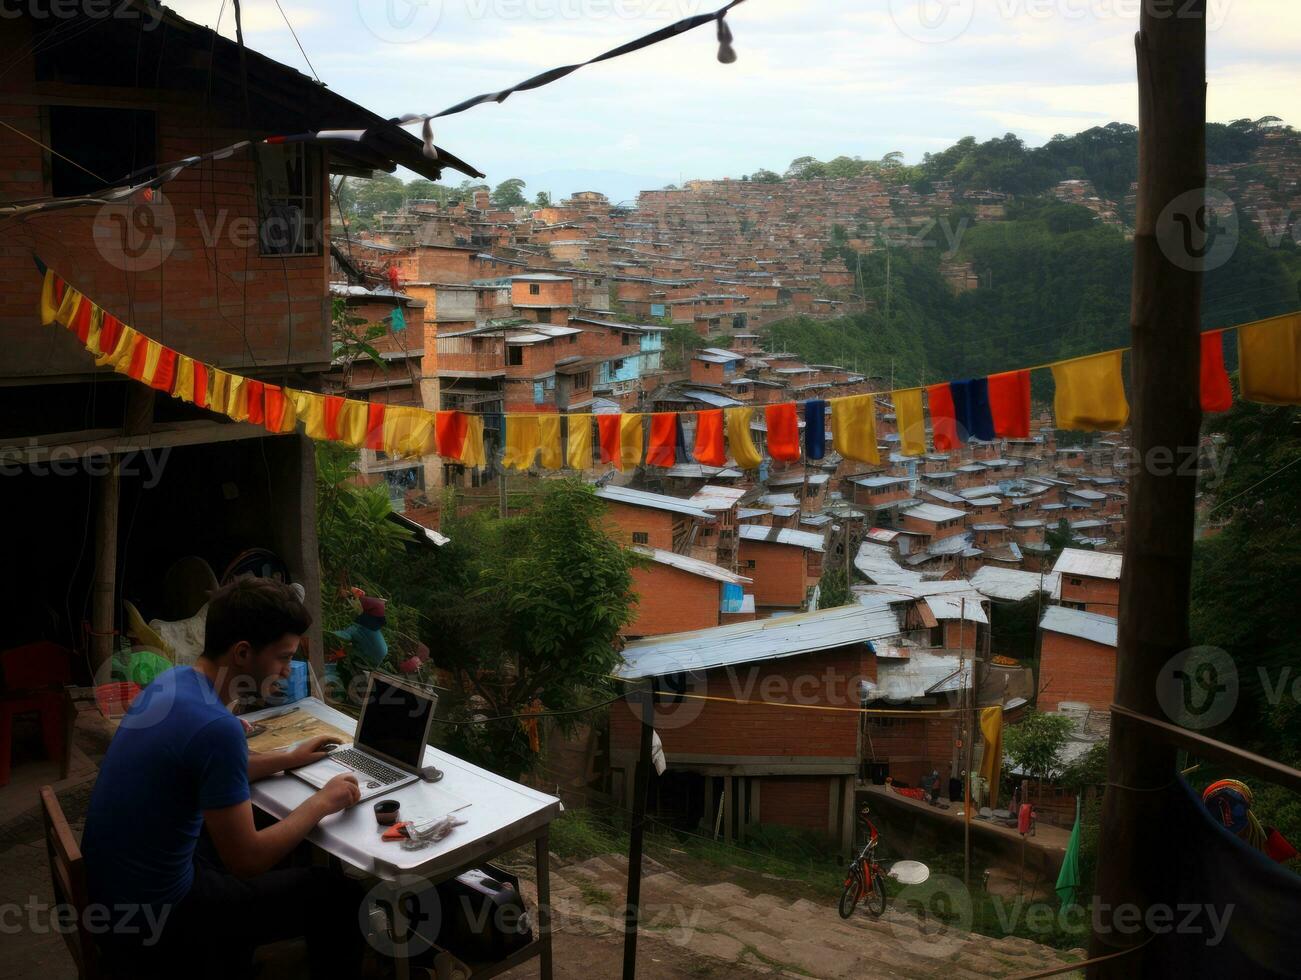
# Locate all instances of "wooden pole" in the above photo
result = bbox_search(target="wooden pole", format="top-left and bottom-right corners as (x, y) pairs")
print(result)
(622, 681), (655, 980)
(1088, 3), (1206, 974)
(90, 458), (120, 674)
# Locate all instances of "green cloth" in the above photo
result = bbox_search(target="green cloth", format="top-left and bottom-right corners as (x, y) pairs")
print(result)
(127, 649), (173, 687)
(1056, 795), (1082, 906)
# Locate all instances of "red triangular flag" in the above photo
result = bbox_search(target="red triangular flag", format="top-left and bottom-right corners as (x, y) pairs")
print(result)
(597, 414), (621, 466)
(693, 410), (726, 467)
(646, 413), (677, 467)
(765, 403), (801, 462)
(1200, 330), (1233, 413)
(926, 383), (959, 451)
(987, 369), (1031, 438)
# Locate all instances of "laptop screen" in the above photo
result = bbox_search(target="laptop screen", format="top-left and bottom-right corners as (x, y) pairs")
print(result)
(355, 675), (436, 769)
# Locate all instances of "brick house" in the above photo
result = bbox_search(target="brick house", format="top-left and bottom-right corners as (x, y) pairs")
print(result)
(609, 600), (902, 848)
(1052, 548), (1122, 616)
(1037, 606), (1119, 713)
(899, 503), (967, 542)
(596, 485), (716, 553)
(623, 547), (752, 639)
(736, 525), (826, 615)
(0, 4), (478, 680)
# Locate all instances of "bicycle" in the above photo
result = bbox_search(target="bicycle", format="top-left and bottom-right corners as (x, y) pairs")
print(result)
(838, 805), (887, 918)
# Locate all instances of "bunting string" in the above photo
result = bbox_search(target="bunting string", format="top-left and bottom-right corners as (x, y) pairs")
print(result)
(35, 267), (1301, 472)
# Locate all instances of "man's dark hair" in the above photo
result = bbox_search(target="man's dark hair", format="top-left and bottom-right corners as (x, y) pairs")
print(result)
(202, 578), (312, 659)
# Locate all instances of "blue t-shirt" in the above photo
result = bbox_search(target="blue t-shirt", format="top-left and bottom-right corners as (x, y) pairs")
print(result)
(83, 666), (250, 909)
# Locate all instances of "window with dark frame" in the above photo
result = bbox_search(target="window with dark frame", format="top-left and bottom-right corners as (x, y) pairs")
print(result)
(529, 283), (541, 296)
(255, 143), (322, 256)
(632, 532), (650, 545)
(507, 346), (524, 366)
(47, 105), (156, 198)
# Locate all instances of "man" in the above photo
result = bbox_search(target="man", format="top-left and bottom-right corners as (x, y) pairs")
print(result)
(82, 578), (364, 978)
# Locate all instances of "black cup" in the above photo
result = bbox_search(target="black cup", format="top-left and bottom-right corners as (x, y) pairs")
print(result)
(374, 800), (400, 826)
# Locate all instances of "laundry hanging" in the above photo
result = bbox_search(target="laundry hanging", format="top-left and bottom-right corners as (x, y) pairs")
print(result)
(567, 415), (592, 469)
(893, 388), (926, 456)
(646, 412), (678, 467)
(244, 379), (265, 426)
(725, 407), (763, 470)
(764, 402), (801, 462)
(986, 369), (1031, 438)
(597, 414), (622, 467)
(1237, 312), (1300, 405)
(619, 413), (645, 470)
(363, 401), (387, 450)
(693, 409), (726, 467)
(435, 410), (469, 461)
(503, 415), (543, 471)
(831, 394), (879, 464)
(1052, 350), (1129, 431)
(538, 414), (563, 470)
(950, 378), (995, 443)
(803, 400), (826, 460)
(462, 415), (487, 468)
(926, 383), (959, 452)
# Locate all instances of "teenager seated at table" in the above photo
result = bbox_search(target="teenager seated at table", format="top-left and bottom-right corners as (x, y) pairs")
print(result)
(82, 578), (366, 979)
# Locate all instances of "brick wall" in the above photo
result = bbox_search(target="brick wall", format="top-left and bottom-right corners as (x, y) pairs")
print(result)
(1058, 575), (1119, 616)
(603, 502), (679, 552)
(623, 562), (720, 638)
(864, 716), (961, 787)
(610, 646), (871, 761)
(1, 89), (330, 379)
(758, 776), (832, 831)
(1038, 632), (1116, 712)
(738, 539), (810, 609)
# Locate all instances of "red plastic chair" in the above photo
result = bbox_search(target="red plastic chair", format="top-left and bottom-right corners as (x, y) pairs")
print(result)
(0, 642), (73, 787)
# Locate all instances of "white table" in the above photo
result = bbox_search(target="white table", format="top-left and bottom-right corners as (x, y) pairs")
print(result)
(243, 697), (560, 978)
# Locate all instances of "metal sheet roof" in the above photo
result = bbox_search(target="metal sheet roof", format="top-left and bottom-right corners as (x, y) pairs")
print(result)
(633, 546), (751, 585)
(738, 525), (826, 551)
(903, 503), (967, 523)
(680, 390), (744, 408)
(854, 542), (924, 586)
(687, 485), (747, 510)
(1040, 605), (1118, 646)
(1052, 548), (1123, 581)
(969, 566), (1061, 602)
(595, 485), (715, 521)
(615, 598), (901, 679)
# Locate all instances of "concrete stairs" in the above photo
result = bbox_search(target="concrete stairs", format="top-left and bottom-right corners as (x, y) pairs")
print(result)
(528, 853), (1086, 979)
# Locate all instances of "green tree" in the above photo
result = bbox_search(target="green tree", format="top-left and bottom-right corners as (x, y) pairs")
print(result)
(534, 190), (553, 208)
(1004, 710), (1074, 796)
(818, 566), (851, 609)
(491, 178), (528, 208)
(431, 481), (640, 778)
(663, 322), (705, 370)
(749, 168), (782, 183)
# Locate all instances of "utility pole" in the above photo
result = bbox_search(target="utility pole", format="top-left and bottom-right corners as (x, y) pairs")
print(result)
(623, 681), (656, 979)
(1088, 3), (1206, 975)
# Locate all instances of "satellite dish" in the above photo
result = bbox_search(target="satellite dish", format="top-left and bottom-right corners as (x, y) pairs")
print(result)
(886, 861), (930, 885)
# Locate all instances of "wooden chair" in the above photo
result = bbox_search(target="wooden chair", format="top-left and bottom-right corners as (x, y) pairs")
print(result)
(40, 785), (106, 979)
(1, 642), (73, 786)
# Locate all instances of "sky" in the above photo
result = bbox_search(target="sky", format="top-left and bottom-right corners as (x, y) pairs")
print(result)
(171, 0), (1301, 202)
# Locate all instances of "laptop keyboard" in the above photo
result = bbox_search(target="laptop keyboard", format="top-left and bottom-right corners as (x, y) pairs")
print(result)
(329, 748), (406, 785)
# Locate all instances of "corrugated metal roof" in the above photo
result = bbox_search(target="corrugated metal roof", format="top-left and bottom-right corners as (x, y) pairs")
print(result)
(632, 546), (751, 585)
(758, 493), (800, 507)
(1052, 548), (1123, 580)
(596, 485), (715, 521)
(924, 595), (989, 624)
(850, 475), (912, 488)
(615, 598), (901, 679)
(854, 542), (924, 586)
(738, 524), (826, 551)
(680, 389), (744, 408)
(1039, 605), (1118, 646)
(903, 503), (967, 523)
(869, 651), (966, 702)
(687, 485), (747, 510)
(960, 485), (1003, 499)
(970, 566), (1061, 602)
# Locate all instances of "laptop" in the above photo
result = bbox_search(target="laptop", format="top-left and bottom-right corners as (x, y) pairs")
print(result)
(292, 673), (437, 804)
